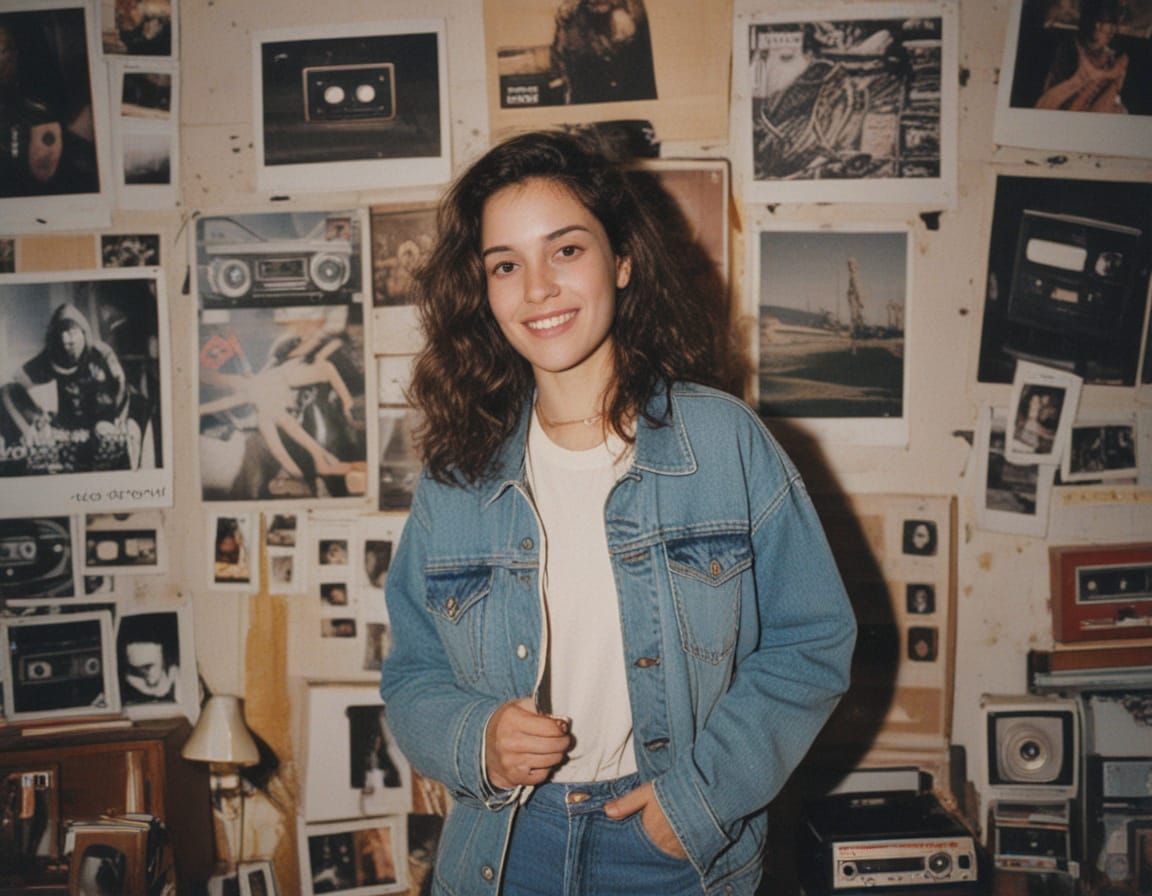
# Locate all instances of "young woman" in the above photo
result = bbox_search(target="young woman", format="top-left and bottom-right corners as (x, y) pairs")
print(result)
(380, 130), (856, 896)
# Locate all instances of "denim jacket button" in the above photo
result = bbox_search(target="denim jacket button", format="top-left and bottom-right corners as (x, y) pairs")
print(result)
(709, 559), (722, 577)
(521, 537), (534, 550)
(481, 865), (495, 881)
(516, 643), (529, 660)
(634, 656), (660, 668)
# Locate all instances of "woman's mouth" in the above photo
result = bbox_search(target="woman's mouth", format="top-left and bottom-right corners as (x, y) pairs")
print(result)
(525, 310), (577, 332)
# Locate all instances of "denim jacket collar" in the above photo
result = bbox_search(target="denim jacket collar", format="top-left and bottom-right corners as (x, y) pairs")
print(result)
(481, 383), (698, 507)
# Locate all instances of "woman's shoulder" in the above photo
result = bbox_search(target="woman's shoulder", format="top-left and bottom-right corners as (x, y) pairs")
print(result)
(668, 382), (763, 428)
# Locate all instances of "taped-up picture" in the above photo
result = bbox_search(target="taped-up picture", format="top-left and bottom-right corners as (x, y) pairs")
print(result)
(198, 305), (368, 501)
(0, 270), (172, 516)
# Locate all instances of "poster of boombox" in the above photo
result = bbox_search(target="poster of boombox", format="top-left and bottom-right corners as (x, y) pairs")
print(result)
(0, 269), (173, 516)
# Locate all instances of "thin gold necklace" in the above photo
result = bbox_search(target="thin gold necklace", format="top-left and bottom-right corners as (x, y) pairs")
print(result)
(535, 400), (604, 428)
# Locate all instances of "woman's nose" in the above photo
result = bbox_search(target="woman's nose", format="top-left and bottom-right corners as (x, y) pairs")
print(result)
(525, 263), (559, 303)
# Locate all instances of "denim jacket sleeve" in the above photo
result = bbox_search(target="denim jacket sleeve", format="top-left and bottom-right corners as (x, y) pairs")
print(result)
(378, 480), (516, 811)
(652, 413), (857, 872)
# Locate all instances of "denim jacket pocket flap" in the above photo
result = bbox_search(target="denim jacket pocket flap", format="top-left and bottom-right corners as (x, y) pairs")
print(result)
(666, 532), (752, 587)
(425, 566), (493, 623)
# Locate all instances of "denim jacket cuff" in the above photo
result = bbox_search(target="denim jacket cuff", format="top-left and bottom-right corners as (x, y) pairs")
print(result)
(453, 698), (513, 806)
(653, 770), (732, 874)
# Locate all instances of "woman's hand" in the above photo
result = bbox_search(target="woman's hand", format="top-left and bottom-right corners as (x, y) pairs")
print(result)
(485, 697), (572, 789)
(604, 782), (689, 859)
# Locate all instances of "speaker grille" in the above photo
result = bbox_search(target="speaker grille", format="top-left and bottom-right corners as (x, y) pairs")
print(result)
(991, 712), (1072, 786)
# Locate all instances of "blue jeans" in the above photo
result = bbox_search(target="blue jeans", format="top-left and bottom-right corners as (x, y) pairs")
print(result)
(502, 774), (703, 896)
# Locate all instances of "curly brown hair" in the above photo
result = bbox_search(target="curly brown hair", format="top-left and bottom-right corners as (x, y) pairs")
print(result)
(409, 129), (737, 484)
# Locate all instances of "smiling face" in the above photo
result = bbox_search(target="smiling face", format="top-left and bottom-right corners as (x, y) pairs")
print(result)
(481, 178), (631, 391)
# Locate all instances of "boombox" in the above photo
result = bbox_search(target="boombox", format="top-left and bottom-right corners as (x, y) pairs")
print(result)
(1007, 209), (1144, 343)
(799, 790), (979, 892)
(980, 695), (1080, 801)
(1050, 543), (1152, 643)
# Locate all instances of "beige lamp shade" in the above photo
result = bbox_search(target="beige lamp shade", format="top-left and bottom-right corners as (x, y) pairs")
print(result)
(182, 695), (260, 766)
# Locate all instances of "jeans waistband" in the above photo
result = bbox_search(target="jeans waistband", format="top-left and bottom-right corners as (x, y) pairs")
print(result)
(525, 772), (642, 816)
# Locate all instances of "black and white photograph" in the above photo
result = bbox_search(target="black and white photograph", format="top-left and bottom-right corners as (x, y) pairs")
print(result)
(114, 604), (197, 720)
(303, 684), (411, 823)
(369, 204), (436, 307)
(995, 0), (1152, 157)
(734, 2), (958, 204)
(210, 512), (254, 590)
(977, 173), (1152, 387)
(300, 818), (408, 896)
(0, 515), (81, 607)
(82, 510), (165, 575)
(975, 405), (1054, 537)
(377, 409), (420, 512)
(198, 304), (368, 502)
(101, 233), (160, 268)
(0, 610), (119, 721)
(194, 210), (366, 309)
(0, 2), (113, 233)
(494, 0), (657, 108)
(362, 540), (392, 590)
(254, 20), (450, 193)
(485, 0), (730, 142)
(1061, 414), (1138, 482)
(906, 583), (936, 614)
(238, 860), (278, 896)
(0, 270), (172, 516)
(101, 0), (175, 57)
(1006, 360), (1083, 466)
(902, 519), (938, 556)
(754, 225), (909, 445)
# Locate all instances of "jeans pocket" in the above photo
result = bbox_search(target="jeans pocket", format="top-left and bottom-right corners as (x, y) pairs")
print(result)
(626, 812), (692, 864)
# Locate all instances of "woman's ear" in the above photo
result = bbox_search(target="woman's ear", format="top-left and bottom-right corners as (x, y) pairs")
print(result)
(616, 255), (632, 289)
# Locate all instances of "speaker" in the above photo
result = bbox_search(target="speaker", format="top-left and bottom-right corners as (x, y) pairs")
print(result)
(980, 695), (1081, 800)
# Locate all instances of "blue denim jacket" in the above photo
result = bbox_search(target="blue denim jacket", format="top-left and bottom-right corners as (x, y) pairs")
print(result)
(380, 383), (856, 896)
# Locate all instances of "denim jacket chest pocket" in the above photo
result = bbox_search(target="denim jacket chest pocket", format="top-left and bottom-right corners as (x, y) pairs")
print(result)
(425, 565), (494, 685)
(665, 532), (752, 664)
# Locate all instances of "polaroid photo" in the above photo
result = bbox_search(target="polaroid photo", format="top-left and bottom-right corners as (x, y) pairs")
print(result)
(975, 404), (1054, 538)
(108, 57), (180, 209)
(750, 222), (912, 445)
(0, 610), (119, 721)
(0, 1), (113, 234)
(209, 512), (255, 591)
(733, 2), (958, 205)
(254, 20), (450, 194)
(378, 408), (421, 512)
(994, 0), (1152, 159)
(320, 581), (352, 612)
(1060, 412), (1139, 483)
(321, 618), (358, 639)
(299, 816), (408, 896)
(100, 0), (176, 57)
(361, 622), (392, 674)
(101, 233), (161, 268)
(207, 872), (240, 896)
(266, 511), (302, 591)
(198, 303), (370, 503)
(0, 269), (173, 516)
(82, 510), (166, 575)
(976, 172), (1152, 388)
(369, 203), (436, 308)
(237, 860), (278, 896)
(302, 683), (412, 822)
(906, 626), (939, 663)
(484, 0), (731, 142)
(357, 517), (402, 595)
(1006, 360), (1083, 466)
(636, 159), (730, 285)
(114, 602), (197, 721)
(0, 515), (84, 608)
(192, 209), (368, 311)
(905, 583), (936, 615)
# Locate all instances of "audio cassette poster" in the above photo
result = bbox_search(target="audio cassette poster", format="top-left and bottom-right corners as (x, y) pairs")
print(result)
(976, 173), (1152, 387)
(0, 269), (174, 517)
(0, 609), (119, 722)
(995, 0), (1152, 159)
(253, 20), (450, 194)
(483, 0), (732, 142)
(0, 1), (113, 235)
(732, 1), (958, 205)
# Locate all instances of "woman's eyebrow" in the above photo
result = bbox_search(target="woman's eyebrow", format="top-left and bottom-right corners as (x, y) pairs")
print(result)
(481, 225), (592, 258)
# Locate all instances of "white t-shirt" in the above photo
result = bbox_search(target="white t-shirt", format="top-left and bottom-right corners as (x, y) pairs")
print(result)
(526, 411), (637, 782)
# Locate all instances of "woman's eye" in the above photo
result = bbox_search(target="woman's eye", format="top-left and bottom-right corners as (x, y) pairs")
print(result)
(557, 245), (582, 259)
(491, 261), (516, 275)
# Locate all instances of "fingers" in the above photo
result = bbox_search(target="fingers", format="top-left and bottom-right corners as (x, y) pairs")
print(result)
(604, 781), (651, 819)
(485, 699), (573, 788)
